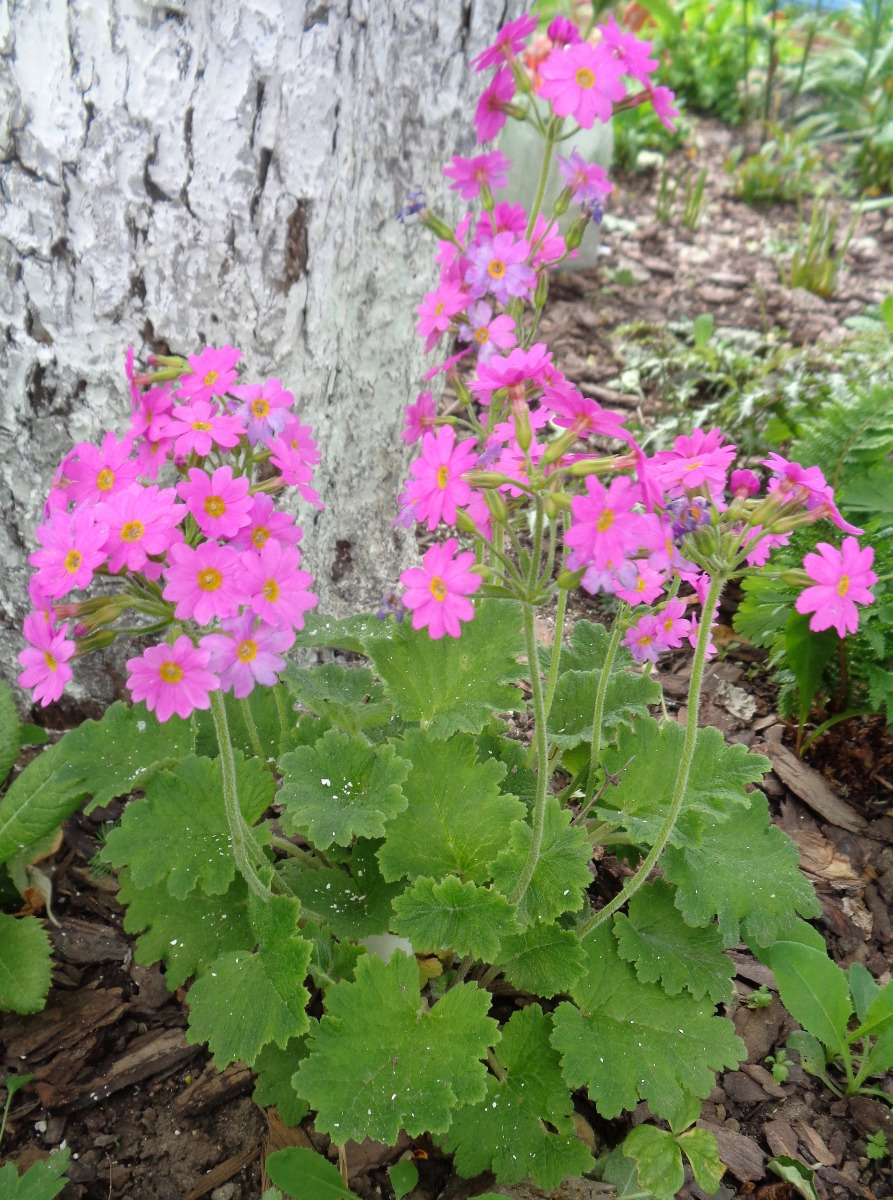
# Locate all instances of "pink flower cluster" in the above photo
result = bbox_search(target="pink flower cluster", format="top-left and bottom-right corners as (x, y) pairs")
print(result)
(20, 346), (320, 719)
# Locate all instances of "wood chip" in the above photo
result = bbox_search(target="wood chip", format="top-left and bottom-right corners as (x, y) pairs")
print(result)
(782, 825), (864, 887)
(183, 1140), (261, 1200)
(794, 1120), (836, 1167)
(726, 951), (776, 989)
(762, 1118), (800, 1159)
(3, 989), (127, 1063)
(740, 1062), (786, 1099)
(49, 1027), (201, 1109)
(815, 1165), (877, 1198)
(766, 743), (868, 833)
(173, 1060), (255, 1118)
(49, 918), (130, 965)
(697, 1119), (766, 1182)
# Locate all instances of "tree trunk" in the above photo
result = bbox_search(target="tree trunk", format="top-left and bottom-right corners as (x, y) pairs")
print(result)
(0, 0), (520, 710)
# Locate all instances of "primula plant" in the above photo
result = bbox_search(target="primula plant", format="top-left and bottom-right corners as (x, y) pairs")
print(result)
(1, 13), (879, 1200)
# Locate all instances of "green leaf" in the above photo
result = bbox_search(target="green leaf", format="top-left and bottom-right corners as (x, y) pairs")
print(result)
(766, 1154), (820, 1200)
(252, 1038), (309, 1127)
(278, 730), (409, 850)
(770, 941), (852, 1063)
(488, 796), (593, 925)
(613, 880), (734, 1003)
(498, 922), (587, 998)
(186, 895), (312, 1067)
(61, 701), (195, 814)
(291, 612), (384, 655)
(443, 1005), (593, 1188)
(600, 1147), (662, 1199)
(853, 978), (893, 1041)
(389, 1161), (418, 1200)
(783, 612), (838, 727)
(0, 743), (89, 866)
(476, 728), (538, 809)
(377, 730), (524, 885)
(365, 599), (525, 739)
(747, 916), (828, 963)
(0, 913), (53, 1014)
(662, 793), (821, 946)
(265, 1148), (355, 1200)
(302, 919), (365, 987)
(284, 663), (393, 735)
(391, 875), (516, 960)
(0, 1149), (70, 1200)
(0, 679), (21, 788)
(621, 1125), (683, 1200)
(678, 1126), (726, 1195)
(551, 925), (744, 1120)
(787, 1030), (833, 1083)
(101, 754), (272, 899)
(733, 575), (796, 647)
(850, 962), (881, 1024)
(693, 312), (714, 349)
(839, 464), (893, 514)
(294, 950), (498, 1144)
(118, 869), (253, 989)
(599, 719), (768, 850)
(279, 841), (401, 941)
(194, 687), (291, 761)
(880, 295), (893, 333)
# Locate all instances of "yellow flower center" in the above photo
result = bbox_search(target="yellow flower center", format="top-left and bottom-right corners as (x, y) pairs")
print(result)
(435, 301), (445, 315)
(575, 66), (595, 89)
(44, 650), (58, 671)
(429, 576), (447, 602)
(474, 327), (490, 345)
(638, 634), (653, 647)
(663, 617), (674, 632)
(263, 578), (280, 602)
(250, 398), (270, 418)
(96, 468), (115, 491)
(596, 510), (614, 532)
(252, 526), (269, 548)
(837, 574), (850, 597)
(198, 568), (222, 592)
(237, 638), (258, 663)
(488, 258), (507, 280)
(634, 576), (646, 592)
(64, 549), (83, 574)
(204, 496), (226, 518)
(159, 661), (184, 683)
(203, 370), (219, 387)
(683, 460), (703, 472)
(192, 420), (212, 432)
(121, 520), (145, 543)
(436, 465), (450, 490)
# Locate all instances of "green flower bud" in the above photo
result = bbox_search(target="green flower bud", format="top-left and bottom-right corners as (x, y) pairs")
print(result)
(557, 566), (586, 590)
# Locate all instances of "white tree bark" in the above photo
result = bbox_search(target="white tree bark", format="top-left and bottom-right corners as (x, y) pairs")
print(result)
(0, 0), (521, 709)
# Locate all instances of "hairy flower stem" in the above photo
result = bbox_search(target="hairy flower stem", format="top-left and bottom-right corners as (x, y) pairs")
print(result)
(581, 605), (628, 810)
(508, 602), (551, 908)
(274, 683), (290, 736)
(239, 696), (265, 761)
(210, 689), (274, 902)
(526, 119), (558, 243)
(543, 586), (568, 719)
(577, 574), (726, 939)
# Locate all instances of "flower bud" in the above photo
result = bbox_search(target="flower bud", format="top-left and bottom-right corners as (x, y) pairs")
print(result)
(781, 569), (812, 587)
(485, 489), (509, 523)
(534, 269), (549, 309)
(463, 470), (510, 489)
(541, 429), (578, 465)
(557, 566), (586, 590)
(455, 508), (477, 535)
(545, 491), (572, 515)
(419, 211), (458, 242)
(513, 406), (532, 452)
(565, 213), (590, 251)
(567, 456), (616, 477)
(553, 187), (573, 217)
(73, 628), (120, 657)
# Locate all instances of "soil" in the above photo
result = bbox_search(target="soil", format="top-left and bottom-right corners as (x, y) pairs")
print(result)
(3, 119), (893, 1200)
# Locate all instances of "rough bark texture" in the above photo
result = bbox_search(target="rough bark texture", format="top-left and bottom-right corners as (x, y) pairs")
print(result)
(0, 0), (520, 711)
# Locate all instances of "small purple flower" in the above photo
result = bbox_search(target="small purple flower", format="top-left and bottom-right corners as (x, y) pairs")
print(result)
(377, 590), (406, 623)
(397, 188), (426, 223)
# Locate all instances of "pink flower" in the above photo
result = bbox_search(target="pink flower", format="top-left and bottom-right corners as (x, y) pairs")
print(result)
(742, 525), (791, 568)
(624, 614), (663, 663)
(457, 301), (517, 363)
(598, 16), (658, 83)
(730, 469), (760, 498)
(795, 538), (877, 638)
(654, 428), (736, 499)
(465, 232), (535, 305)
(133, 433), (176, 481)
(763, 454), (863, 535)
(547, 390), (629, 442)
(228, 379), (295, 445)
(129, 384), (175, 443)
(423, 347), (474, 383)
(415, 280), (469, 351)
(547, 16), (582, 47)
(98, 484), (186, 578)
(266, 416), (321, 471)
(66, 433), (140, 505)
(126, 635), (220, 722)
(648, 85), (679, 132)
(443, 151), (511, 200)
(162, 541), (244, 626)
(470, 14), (538, 71)
(176, 345), (242, 404)
(29, 509), (110, 599)
(469, 343), (553, 403)
(528, 215), (567, 269)
(478, 202), (528, 239)
(655, 598), (691, 648)
(239, 540), (317, 630)
(18, 612), (76, 706)
(538, 43), (626, 128)
(475, 69), (516, 142)
(165, 399), (245, 457)
(556, 149), (613, 205)
(402, 391), (439, 444)
(229, 493), (303, 551)
(406, 426), (478, 531)
(201, 613), (295, 698)
(177, 466), (253, 540)
(615, 564), (665, 606)
(565, 475), (646, 570)
(400, 537), (482, 639)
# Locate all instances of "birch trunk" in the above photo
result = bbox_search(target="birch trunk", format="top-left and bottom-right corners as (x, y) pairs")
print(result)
(0, 0), (520, 710)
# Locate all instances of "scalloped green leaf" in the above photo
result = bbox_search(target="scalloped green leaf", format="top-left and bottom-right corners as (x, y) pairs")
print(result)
(498, 922), (586, 998)
(278, 730), (409, 849)
(476, 727), (537, 809)
(252, 1037), (309, 1126)
(278, 840), (401, 940)
(365, 600), (525, 739)
(378, 730), (524, 885)
(598, 718), (768, 849)
(0, 679), (21, 787)
(194, 687), (284, 762)
(0, 742), (89, 866)
(488, 796), (593, 925)
(0, 1148), (70, 1200)
(101, 754), (272, 899)
(622, 1126), (684, 1200)
(294, 950), (498, 1144)
(600, 1146), (661, 1200)
(59, 701), (194, 814)
(662, 792), (821, 946)
(291, 612), (385, 655)
(550, 668), (662, 750)
(551, 925), (745, 1119)
(186, 895), (312, 1068)
(284, 663), (393, 735)
(118, 868), (253, 989)
(302, 919), (365, 987)
(0, 912), (53, 1014)
(678, 1126), (726, 1195)
(613, 880), (734, 1003)
(443, 1005), (594, 1188)
(391, 875), (516, 960)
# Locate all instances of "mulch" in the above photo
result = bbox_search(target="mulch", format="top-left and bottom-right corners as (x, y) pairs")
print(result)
(2, 118), (893, 1200)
